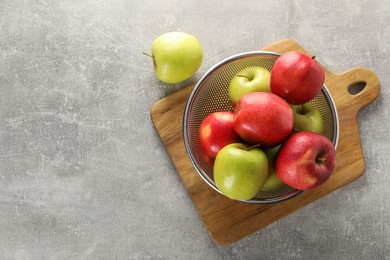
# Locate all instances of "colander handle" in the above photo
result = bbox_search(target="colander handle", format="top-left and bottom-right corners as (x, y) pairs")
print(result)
(329, 67), (381, 111)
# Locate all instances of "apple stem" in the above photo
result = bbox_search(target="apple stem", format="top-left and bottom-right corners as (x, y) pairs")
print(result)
(312, 55), (316, 60)
(143, 52), (154, 59)
(237, 74), (251, 81)
(292, 128), (301, 133)
(301, 104), (305, 113)
(316, 157), (327, 164)
(246, 144), (261, 151)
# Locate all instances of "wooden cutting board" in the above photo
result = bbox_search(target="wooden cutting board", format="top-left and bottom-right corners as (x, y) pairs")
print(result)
(150, 39), (381, 246)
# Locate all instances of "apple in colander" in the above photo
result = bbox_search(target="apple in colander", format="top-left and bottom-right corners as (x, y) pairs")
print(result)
(228, 66), (271, 107)
(198, 111), (241, 164)
(260, 145), (286, 192)
(275, 131), (336, 190)
(290, 102), (324, 134)
(214, 143), (269, 201)
(233, 92), (294, 147)
(270, 51), (325, 105)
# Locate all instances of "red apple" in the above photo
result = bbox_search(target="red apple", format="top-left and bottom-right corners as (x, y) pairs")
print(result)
(275, 131), (336, 190)
(233, 92), (293, 147)
(198, 111), (240, 163)
(270, 51), (325, 105)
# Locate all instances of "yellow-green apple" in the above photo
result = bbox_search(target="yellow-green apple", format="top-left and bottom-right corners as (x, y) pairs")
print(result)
(228, 66), (271, 107)
(291, 103), (324, 134)
(275, 131), (336, 190)
(270, 51), (325, 105)
(144, 32), (203, 84)
(198, 111), (240, 164)
(233, 92), (294, 147)
(261, 145), (286, 192)
(214, 143), (269, 201)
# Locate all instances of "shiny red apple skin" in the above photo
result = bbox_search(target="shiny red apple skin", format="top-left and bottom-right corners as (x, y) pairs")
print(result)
(198, 111), (240, 163)
(233, 92), (293, 147)
(270, 51), (325, 105)
(275, 131), (336, 190)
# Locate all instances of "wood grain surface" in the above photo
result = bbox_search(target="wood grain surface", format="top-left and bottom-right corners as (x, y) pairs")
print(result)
(150, 39), (381, 246)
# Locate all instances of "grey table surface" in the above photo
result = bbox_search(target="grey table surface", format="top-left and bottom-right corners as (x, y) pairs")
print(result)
(1, 0), (389, 259)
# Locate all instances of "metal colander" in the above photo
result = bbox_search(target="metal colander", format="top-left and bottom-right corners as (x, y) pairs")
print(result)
(183, 51), (339, 204)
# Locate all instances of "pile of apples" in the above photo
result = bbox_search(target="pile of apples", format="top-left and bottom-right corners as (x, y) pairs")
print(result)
(198, 51), (337, 201)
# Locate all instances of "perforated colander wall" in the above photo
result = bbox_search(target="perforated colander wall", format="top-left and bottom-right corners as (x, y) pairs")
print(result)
(183, 51), (339, 204)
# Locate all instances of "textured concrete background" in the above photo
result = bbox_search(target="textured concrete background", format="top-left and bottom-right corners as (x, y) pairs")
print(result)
(1, 0), (389, 259)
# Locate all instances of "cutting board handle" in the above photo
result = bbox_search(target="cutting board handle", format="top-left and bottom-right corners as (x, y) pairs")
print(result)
(329, 67), (381, 112)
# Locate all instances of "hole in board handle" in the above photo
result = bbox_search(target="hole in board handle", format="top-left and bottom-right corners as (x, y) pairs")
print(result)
(348, 81), (366, 95)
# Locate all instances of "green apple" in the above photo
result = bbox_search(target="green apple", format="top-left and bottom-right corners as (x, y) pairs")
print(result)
(291, 103), (324, 134)
(228, 66), (271, 107)
(214, 143), (269, 201)
(261, 145), (286, 192)
(144, 32), (203, 84)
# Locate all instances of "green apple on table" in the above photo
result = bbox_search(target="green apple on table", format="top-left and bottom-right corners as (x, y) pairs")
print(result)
(228, 66), (271, 107)
(214, 143), (269, 201)
(144, 31), (203, 84)
(261, 145), (286, 192)
(291, 103), (324, 134)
